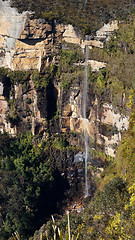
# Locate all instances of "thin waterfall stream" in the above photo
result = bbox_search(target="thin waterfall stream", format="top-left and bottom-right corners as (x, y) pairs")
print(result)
(82, 40), (89, 197)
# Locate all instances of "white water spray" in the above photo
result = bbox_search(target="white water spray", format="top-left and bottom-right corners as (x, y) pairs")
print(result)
(82, 38), (89, 197)
(84, 0), (88, 6)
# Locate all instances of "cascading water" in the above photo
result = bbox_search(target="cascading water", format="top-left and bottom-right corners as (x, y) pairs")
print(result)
(84, 0), (88, 6)
(82, 37), (89, 197)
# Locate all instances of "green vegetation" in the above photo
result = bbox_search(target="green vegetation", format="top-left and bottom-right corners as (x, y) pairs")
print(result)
(56, 44), (84, 90)
(0, 132), (53, 239)
(80, 177), (134, 240)
(0, 4), (135, 240)
(32, 64), (56, 92)
(8, 70), (30, 86)
(11, 0), (135, 36)
(89, 68), (107, 96)
(31, 178), (134, 240)
(99, 123), (119, 137)
(91, 149), (114, 164)
(106, 20), (135, 89)
(116, 109), (135, 183)
(88, 19), (135, 112)
(0, 131), (81, 239)
(35, 112), (135, 238)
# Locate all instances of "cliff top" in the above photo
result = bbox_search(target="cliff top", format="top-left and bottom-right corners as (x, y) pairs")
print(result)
(10, 0), (135, 35)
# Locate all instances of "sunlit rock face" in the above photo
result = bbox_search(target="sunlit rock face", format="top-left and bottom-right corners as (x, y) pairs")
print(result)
(63, 24), (81, 45)
(0, 81), (17, 135)
(63, 24), (104, 49)
(0, 1), (129, 157)
(62, 21), (118, 49)
(87, 60), (106, 71)
(0, 0), (63, 71)
(0, 0), (27, 38)
(0, 78), (47, 136)
(0, 0), (63, 135)
(96, 20), (119, 41)
(0, 0), (28, 69)
(60, 87), (129, 157)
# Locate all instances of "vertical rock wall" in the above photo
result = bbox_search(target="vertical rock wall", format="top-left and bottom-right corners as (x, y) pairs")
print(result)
(60, 84), (129, 157)
(0, 0), (28, 69)
(0, 1), (129, 157)
(0, 0), (64, 71)
(0, 0), (64, 135)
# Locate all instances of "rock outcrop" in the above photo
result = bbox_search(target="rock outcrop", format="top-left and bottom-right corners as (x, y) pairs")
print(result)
(0, 0), (63, 135)
(0, 1), (129, 158)
(63, 21), (118, 49)
(0, 0), (28, 69)
(63, 25), (104, 49)
(96, 20), (119, 41)
(60, 85), (129, 157)
(0, 78), (47, 135)
(0, 0), (63, 71)
(75, 60), (106, 72)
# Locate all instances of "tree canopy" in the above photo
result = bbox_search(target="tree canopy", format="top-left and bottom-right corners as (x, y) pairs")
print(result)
(11, 0), (135, 35)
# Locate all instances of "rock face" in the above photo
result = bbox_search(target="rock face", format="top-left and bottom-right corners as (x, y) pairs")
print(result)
(63, 25), (104, 49)
(60, 84), (129, 157)
(75, 60), (106, 72)
(0, 81), (17, 134)
(96, 20), (119, 41)
(60, 20), (128, 158)
(0, 0), (28, 69)
(87, 60), (106, 71)
(0, 0), (63, 71)
(11, 20), (63, 71)
(0, 78), (47, 135)
(0, 0), (63, 136)
(63, 24), (81, 45)
(63, 21), (118, 49)
(0, 1), (129, 157)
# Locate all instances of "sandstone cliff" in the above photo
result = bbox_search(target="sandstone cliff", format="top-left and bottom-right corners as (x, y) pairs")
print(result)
(0, 0), (63, 71)
(0, 0), (130, 159)
(0, 0), (64, 135)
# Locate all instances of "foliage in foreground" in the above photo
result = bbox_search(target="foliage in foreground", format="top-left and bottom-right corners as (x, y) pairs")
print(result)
(30, 178), (134, 240)
(30, 107), (135, 240)
(0, 132), (78, 239)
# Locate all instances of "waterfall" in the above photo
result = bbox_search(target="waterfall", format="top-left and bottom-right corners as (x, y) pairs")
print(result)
(82, 38), (89, 197)
(84, 0), (88, 6)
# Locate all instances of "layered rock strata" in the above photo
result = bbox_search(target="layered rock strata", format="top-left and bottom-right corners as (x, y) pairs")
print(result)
(60, 87), (129, 157)
(63, 21), (118, 49)
(0, 0), (63, 135)
(0, 1), (129, 157)
(0, 0), (63, 71)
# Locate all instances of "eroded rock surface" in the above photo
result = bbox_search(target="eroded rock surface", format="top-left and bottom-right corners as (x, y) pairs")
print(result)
(0, 0), (63, 71)
(0, 0), (63, 135)
(0, 1), (128, 157)
(60, 85), (129, 157)
(63, 21), (118, 49)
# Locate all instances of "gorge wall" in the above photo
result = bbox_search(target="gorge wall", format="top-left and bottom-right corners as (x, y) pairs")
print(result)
(59, 20), (129, 157)
(0, 0), (63, 71)
(0, 0), (130, 158)
(60, 87), (129, 157)
(0, 0), (64, 135)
